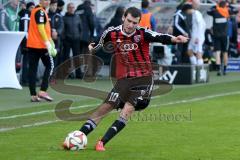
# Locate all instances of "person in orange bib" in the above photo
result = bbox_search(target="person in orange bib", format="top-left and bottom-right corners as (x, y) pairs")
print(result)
(27, 0), (57, 102)
(139, 0), (156, 31)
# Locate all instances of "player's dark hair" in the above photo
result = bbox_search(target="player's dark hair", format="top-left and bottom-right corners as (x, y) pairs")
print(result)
(181, 3), (193, 12)
(219, 1), (227, 8)
(141, 0), (149, 9)
(124, 7), (141, 21)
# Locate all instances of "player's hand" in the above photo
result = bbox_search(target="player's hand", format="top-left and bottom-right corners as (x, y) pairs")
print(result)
(171, 35), (189, 43)
(45, 41), (57, 57)
(88, 42), (95, 54)
(52, 29), (58, 40)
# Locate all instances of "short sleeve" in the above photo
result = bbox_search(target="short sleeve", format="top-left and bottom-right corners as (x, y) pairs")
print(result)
(35, 9), (47, 24)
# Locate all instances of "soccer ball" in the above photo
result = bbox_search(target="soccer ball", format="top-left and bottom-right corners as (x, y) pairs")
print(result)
(63, 131), (87, 150)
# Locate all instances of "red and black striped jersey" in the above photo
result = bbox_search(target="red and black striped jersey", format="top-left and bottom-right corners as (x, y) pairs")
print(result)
(94, 25), (175, 79)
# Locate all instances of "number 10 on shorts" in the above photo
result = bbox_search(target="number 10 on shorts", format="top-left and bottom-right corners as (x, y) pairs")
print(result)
(109, 92), (119, 102)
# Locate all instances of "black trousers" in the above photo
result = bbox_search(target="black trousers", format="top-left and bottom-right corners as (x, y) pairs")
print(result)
(62, 38), (82, 78)
(21, 49), (29, 84)
(28, 48), (54, 96)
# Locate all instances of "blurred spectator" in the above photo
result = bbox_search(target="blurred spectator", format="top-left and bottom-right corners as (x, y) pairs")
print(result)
(75, 0), (94, 51)
(187, 0), (206, 65)
(238, 28), (240, 54)
(62, 2), (83, 79)
(18, 1), (35, 85)
(203, 28), (215, 65)
(91, 4), (101, 41)
(139, 0), (156, 31)
(75, 0), (95, 76)
(56, 0), (65, 16)
(48, 0), (63, 67)
(173, 3), (193, 64)
(207, 0), (237, 75)
(226, 1), (238, 58)
(0, 0), (19, 31)
(105, 6), (125, 29)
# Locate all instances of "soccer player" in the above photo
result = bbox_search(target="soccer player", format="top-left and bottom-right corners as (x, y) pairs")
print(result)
(27, 0), (57, 102)
(75, 7), (188, 151)
(187, 1), (206, 65)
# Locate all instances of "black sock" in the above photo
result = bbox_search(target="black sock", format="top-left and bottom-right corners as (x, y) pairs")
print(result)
(224, 65), (227, 72)
(216, 65), (220, 71)
(79, 119), (97, 136)
(101, 117), (126, 145)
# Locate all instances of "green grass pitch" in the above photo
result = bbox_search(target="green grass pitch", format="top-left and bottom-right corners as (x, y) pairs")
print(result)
(0, 72), (240, 160)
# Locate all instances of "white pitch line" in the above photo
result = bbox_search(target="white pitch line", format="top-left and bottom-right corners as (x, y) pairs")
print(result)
(0, 91), (240, 132)
(151, 91), (240, 107)
(0, 120), (61, 132)
(0, 104), (97, 120)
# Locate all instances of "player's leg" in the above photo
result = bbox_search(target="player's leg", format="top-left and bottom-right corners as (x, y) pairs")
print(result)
(38, 52), (54, 101)
(96, 102), (135, 151)
(28, 50), (41, 102)
(222, 36), (229, 75)
(215, 50), (221, 75)
(79, 103), (114, 136)
(223, 52), (228, 75)
(96, 76), (153, 151)
(79, 79), (125, 136)
(196, 42), (204, 65)
(188, 41), (197, 65)
(213, 37), (222, 75)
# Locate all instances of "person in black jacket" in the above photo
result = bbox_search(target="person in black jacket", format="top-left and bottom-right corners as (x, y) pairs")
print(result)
(173, 3), (193, 64)
(75, 0), (94, 46)
(75, 0), (95, 77)
(207, 1), (237, 75)
(48, 0), (63, 67)
(18, 2), (35, 85)
(62, 2), (83, 79)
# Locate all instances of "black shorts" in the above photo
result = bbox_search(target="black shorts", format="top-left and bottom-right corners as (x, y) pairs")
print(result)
(104, 76), (153, 111)
(213, 36), (229, 52)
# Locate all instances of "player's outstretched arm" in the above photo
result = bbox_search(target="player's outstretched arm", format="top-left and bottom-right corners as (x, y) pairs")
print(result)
(144, 28), (188, 44)
(171, 35), (189, 43)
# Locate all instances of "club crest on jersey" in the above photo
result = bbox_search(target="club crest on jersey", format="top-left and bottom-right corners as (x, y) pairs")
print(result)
(40, 10), (44, 16)
(134, 35), (141, 43)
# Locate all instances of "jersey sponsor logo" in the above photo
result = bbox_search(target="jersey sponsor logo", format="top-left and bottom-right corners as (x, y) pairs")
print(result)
(134, 35), (141, 43)
(39, 16), (44, 23)
(119, 42), (138, 51)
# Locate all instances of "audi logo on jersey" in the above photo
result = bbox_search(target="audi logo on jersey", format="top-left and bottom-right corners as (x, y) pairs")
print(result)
(103, 40), (139, 53)
(119, 43), (138, 51)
